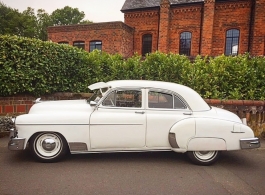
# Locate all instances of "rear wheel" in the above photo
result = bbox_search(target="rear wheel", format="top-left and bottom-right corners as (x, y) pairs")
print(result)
(30, 132), (68, 163)
(187, 151), (220, 166)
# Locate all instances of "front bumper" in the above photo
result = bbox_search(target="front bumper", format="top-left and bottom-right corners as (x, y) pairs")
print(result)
(8, 138), (26, 150)
(8, 128), (25, 150)
(240, 138), (260, 149)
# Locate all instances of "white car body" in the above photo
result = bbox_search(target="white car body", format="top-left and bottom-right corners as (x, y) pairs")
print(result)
(8, 80), (260, 165)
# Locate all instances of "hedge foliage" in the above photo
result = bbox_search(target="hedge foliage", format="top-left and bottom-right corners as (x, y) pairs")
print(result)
(1, 35), (265, 100)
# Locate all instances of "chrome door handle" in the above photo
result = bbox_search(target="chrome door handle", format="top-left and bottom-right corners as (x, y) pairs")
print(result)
(183, 112), (192, 115)
(135, 111), (145, 114)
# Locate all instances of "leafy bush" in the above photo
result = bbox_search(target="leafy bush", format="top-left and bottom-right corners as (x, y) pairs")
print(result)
(1, 35), (265, 100)
(0, 35), (91, 95)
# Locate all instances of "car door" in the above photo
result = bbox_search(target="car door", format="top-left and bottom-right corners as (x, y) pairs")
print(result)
(145, 89), (192, 148)
(89, 88), (146, 149)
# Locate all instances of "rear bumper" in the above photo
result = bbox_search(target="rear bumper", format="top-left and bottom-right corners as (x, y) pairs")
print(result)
(240, 138), (260, 149)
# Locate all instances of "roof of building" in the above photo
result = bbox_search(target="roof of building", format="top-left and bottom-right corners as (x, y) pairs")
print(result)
(121, 0), (204, 11)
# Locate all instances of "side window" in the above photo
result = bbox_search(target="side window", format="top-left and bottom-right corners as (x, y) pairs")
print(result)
(148, 91), (186, 109)
(102, 90), (142, 108)
(148, 91), (173, 109)
(142, 34), (152, 56)
(179, 32), (191, 56)
(225, 29), (239, 55)
(73, 41), (85, 49)
(174, 96), (186, 109)
(90, 41), (102, 52)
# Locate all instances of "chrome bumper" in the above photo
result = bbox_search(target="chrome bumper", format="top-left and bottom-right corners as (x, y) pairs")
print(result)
(8, 128), (25, 150)
(8, 138), (26, 150)
(240, 138), (260, 149)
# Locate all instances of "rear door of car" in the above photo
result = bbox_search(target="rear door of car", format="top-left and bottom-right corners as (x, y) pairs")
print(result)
(89, 88), (146, 150)
(145, 88), (192, 148)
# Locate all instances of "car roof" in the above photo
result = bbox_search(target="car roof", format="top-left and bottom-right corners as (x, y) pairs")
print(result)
(91, 80), (210, 111)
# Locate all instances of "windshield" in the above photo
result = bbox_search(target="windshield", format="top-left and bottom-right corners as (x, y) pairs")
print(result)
(88, 89), (103, 103)
(88, 87), (110, 103)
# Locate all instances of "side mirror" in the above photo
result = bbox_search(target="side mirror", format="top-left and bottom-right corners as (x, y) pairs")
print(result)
(89, 101), (97, 106)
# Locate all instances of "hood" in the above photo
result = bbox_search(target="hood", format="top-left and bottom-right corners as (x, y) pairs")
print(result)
(29, 99), (93, 114)
(16, 100), (93, 125)
(212, 107), (242, 123)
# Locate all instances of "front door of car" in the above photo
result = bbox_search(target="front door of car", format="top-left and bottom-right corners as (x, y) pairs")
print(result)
(145, 89), (192, 148)
(89, 88), (146, 149)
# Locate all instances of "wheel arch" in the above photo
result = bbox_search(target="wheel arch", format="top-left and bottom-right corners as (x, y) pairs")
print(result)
(169, 118), (196, 151)
(28, 131), (70, 151)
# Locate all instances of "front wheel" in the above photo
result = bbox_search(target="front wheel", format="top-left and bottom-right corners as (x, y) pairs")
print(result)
(30, 132), (68, 163)
(187, 151), (220, 166)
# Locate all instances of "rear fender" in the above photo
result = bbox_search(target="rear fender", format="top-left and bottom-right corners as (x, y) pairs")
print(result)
(169, 118), (196, 151)
(187, 138), (226, 151)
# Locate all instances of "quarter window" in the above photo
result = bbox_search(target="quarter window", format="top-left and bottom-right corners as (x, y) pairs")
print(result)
(179, 32), (191, 56)
(73, 41), (85, 49)
(225, 29), (239, 55)
(90, 41), (102, 52)
(102, 90), (142, 108)
(142, 34), (152, 56)
(148, 91), (186, 109)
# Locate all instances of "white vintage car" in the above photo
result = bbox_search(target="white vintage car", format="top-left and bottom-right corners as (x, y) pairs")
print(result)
(8, 80), (260, 165)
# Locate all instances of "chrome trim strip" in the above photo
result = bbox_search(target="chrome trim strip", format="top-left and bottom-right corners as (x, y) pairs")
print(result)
(16, 123), (143, 126)
(71, 149), (171, 154)
(15, 124), (89, 126)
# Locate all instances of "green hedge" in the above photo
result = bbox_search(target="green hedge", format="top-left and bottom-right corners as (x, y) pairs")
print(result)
(1, 35), (265, 100)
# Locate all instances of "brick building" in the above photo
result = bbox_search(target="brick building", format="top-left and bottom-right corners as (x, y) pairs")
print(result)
(47, 0), (265, 58)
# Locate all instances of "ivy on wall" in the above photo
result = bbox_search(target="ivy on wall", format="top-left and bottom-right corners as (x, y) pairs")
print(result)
(1, 35), (265, 100)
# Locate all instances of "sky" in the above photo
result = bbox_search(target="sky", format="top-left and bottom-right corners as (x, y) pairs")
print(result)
(1, 0), (125, 22)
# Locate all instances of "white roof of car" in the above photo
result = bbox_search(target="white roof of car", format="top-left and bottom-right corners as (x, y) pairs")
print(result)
(89, 80), (210, 111)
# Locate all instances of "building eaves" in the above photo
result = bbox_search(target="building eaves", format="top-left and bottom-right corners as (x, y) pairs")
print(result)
(121, 0), (204, 11)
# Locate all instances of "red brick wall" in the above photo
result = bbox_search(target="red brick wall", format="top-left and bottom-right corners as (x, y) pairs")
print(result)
(201, 0), (215, 56)
(169, 4), (202, 56)
(124, 9), (160, 55)
(158, 0), (170, 53)
(212, 0), (252, 56)
(47, 0), (264, 57)
(251, 0), (265, 55)
(48, 22), (134, 58)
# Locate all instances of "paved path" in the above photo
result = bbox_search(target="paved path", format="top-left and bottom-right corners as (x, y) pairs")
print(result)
(0, 137), (265, 195)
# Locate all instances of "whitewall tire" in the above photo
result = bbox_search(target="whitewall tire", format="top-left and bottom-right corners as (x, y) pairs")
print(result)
(187, 151), (220, 166)
(30, 132), (68, 163)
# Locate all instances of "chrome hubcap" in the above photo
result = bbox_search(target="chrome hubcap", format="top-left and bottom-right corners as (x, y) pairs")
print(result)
(35, 133), (62, 158)
(42, 138), (56, 151)
(194, 151), (217, 162)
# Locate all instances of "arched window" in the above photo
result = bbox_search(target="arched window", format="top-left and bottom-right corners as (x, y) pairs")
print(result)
(73, 41), (85, 49)
(90, 41), (102, 52)
(225, 29), (239, 55)
(58, 41), (68, 44)
(142, 34), (152, 56)
(179, 32), (191, 56)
